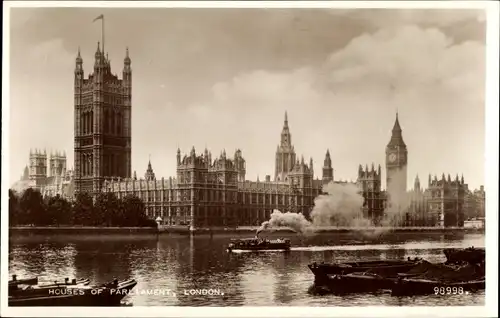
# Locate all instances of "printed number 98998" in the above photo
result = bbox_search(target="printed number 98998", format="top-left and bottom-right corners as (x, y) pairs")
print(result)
(434, 287), (464, 295)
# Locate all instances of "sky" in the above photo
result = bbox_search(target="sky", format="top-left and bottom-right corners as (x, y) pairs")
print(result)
(8, 7), (487, 190)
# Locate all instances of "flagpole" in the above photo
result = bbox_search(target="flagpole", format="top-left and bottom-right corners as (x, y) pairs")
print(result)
(102, 15), (105, 56)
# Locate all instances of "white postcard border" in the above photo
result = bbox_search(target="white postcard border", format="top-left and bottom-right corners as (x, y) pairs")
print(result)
(1, 1), (498, 317)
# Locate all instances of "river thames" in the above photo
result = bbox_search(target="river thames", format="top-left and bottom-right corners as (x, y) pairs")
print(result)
(8, 231), (485, 306)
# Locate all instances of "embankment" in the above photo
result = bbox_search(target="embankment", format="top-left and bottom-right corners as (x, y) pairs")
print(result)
(9, 226), (158, 235)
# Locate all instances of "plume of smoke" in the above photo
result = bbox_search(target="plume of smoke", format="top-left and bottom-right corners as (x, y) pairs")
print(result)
(257, 182), (376, 236)
(384, 169), (411, 227)
(310, 182), (366, 227)
(256, 178), (414, 238)
(256, 210), (314, 236)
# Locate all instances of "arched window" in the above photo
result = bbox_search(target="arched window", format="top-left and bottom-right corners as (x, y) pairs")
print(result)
(85, 155), (88, 176)
(84, 112), (87, 134)
(90, 110), (93, 134)
(104, 109), (109, 133)
(82, 155), (86, 176)
(110, 111), (115, 135)
(89, 155), (93, 176)
(87, 112), (91, 134)
(116, 113), (121, 135)
(81, 113), (85, 135)
(83, 112), (89, 134)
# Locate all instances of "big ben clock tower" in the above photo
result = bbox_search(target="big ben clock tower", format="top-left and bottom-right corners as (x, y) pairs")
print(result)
(385, 112), (408, 202)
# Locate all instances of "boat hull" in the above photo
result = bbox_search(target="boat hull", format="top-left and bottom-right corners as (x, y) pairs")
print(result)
(443, 248), (485, 265)
(391, 278), (485, 296)
(227, 238), (291, 252)
(9, 279), (137, 307)
(227, 243), (291, 252)
(308, 260), (419, 284)
(8, 277), (38, 286)
(315, 273), (396, 294)
(9, 278), (91, 296)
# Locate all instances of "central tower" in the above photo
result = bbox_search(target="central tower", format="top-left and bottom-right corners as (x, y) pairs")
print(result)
(274, 112), (296, 182)
(385, 112), (408, 205)
(74, 44), (132, 195)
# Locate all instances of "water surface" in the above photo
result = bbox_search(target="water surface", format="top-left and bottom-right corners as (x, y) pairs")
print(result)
(9, 232), (485, 306)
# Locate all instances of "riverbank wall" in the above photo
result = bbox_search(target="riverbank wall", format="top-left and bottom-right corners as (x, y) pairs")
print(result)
(9, 225), (485, 236)
(9, 226), (158, 235)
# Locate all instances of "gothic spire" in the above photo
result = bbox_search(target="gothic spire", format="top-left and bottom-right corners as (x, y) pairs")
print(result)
(324, 149), (332, 167)
(393, 111), (401, 132)
(279, 111), (292, 148)
(414, 174), (421, 190)
(387, 112), (406, 148)
(124, 47), (131, 66)
(145, 158), (155, 181)
(76, 47), (82, 63)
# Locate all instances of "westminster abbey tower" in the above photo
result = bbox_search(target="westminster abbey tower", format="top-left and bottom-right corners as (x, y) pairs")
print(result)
(74, 43), (132, 195)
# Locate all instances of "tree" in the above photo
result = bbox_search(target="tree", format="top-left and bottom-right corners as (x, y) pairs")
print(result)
(120, 195), (156, 227)
(19, 188), (46, 225)
(94, 192), (120, 226)
(73, 192), (94, 226)
(9, 189), (21, 226)
(46, 195), (73, 225)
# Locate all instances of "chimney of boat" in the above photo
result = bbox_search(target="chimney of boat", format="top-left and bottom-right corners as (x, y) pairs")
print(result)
(12, 274), (17, 281)
(65, 277), (69, 283)
(72, 278), (77, 284)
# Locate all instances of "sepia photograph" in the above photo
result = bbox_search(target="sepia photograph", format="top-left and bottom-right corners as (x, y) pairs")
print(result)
(1, 1), (498, 317)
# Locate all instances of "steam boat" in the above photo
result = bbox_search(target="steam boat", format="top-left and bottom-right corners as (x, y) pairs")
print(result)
(227, 237), (291, 252)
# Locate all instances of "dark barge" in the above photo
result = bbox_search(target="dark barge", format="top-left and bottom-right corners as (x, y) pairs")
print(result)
(391, 260), (485, 296)
(443, 247), (485, 265)
(391, 277), (485, 296)
(308, 258), (421, 284)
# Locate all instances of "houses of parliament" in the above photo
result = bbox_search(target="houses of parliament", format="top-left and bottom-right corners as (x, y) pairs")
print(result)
(12, 44), (486, 228)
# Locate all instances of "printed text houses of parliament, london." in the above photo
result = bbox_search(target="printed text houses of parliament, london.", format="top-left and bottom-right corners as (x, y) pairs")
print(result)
(12, 44), (486, 228)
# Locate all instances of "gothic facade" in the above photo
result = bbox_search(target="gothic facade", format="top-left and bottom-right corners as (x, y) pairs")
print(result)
(102, 114), (330, 228)
(426, 174), (466, 227)
(356, 164), (384, 222)
(74, 44), (132, 195)
(463, 185), (485, 219)
(11, 149), (75, 199)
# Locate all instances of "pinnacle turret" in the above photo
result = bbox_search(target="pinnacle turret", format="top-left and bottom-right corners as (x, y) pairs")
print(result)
(76, 47), (83, 65)
(323, 149), (332, 167)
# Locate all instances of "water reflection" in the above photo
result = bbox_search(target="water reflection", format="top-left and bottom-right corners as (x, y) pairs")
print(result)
(8, 232), (485, 306)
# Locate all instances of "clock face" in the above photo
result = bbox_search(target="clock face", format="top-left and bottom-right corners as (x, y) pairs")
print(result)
(388, 153), (397, 163)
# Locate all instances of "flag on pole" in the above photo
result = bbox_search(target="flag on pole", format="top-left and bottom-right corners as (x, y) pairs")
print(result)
(93, 14), (104, 22)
